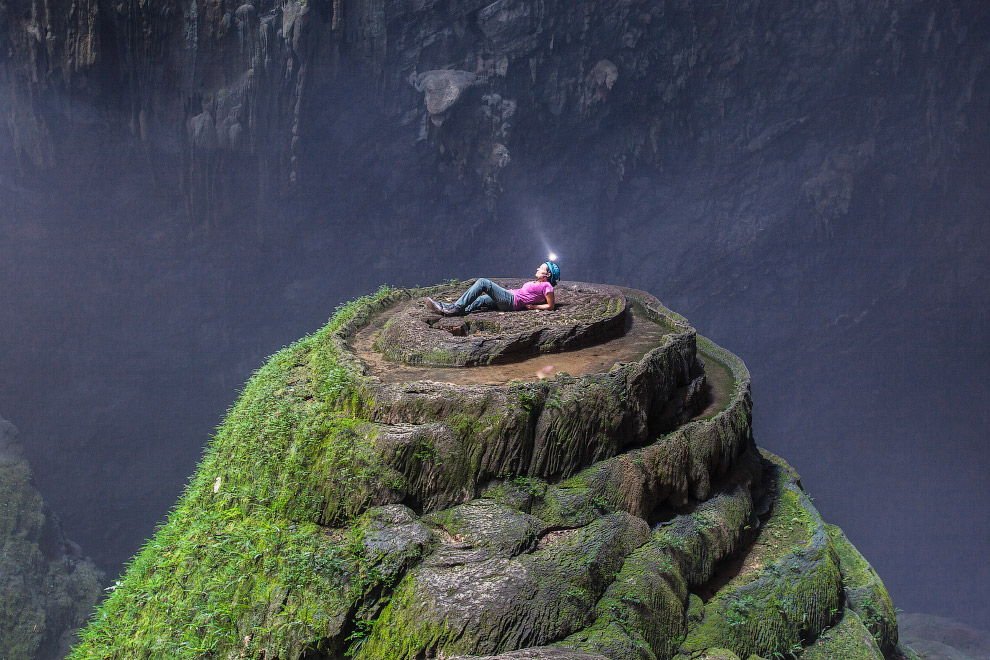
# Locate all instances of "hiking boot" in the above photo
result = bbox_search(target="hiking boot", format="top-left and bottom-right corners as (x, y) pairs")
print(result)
(426, 298), (464, 316)
(426, 297), (445, 314)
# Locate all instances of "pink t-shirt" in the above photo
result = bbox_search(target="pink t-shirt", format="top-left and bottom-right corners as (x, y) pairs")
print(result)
(511, 281), (554, 310)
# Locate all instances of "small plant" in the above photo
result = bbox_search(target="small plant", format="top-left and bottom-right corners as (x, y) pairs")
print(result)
(345, 617), (376, 655)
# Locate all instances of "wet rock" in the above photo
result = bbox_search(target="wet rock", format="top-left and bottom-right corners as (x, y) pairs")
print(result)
(65, 286), (900, 660)
(358, 512), (651, 658)
(374, 281), (628, 366)
(413, 69), (484, 116)
(187, 111), (218, 152)
(450, 649), (610, 660)
(424, 500), (543, 557)
(802, 609), (884, 660)
(828, 523), (899, 655)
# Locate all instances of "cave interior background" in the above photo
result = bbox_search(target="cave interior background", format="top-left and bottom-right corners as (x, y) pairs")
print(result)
(0, 0), (987, 631)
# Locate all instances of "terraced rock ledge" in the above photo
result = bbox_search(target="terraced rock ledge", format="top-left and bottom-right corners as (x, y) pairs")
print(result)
(70, 284), (907, 660)
(373, 281), (629, 367)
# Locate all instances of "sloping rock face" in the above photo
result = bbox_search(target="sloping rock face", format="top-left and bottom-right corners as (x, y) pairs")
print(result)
(0, 416), (104, 660)
(70, 285), (906, 660)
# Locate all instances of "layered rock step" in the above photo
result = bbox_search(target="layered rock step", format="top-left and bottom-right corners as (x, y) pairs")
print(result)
(373, 281), (628, 366)
(305, 282), (747, 520)
(68, 284), (902, 660)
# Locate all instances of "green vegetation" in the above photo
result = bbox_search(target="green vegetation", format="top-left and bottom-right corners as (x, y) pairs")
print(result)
(64, 283), (893, 660)
(678, 455), (844, 660)
(1, 439), (104, 660)
(800, 609), (884, 660)
(357, 513), (650, 660)
(71, 287), (405, 660)
(1, 459), (51, 658)
(827, 524), (898, 655)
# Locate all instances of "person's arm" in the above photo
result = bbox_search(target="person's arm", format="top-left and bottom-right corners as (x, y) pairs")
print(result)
(525, 290), (555, 310)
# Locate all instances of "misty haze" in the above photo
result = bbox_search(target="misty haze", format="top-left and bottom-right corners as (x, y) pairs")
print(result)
(0, 0), (988, 658)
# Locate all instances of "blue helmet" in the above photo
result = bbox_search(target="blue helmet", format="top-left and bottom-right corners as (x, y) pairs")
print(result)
(544, 261), (561, 286)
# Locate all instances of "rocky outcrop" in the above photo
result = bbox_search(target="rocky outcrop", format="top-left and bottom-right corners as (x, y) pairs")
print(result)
(374, 281), (627, 366)
(0, 0), (986, 637)
(0, 416), (104, 660)
(68, 284), (907, 660)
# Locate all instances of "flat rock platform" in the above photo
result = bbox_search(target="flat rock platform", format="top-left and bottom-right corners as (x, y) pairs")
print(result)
(370, 280), (628, 367)
(351, 294), (675, 386)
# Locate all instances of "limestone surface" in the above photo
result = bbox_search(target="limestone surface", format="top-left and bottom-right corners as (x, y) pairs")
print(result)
(67, 285), (905, 660)
(373, 281), (628, 366)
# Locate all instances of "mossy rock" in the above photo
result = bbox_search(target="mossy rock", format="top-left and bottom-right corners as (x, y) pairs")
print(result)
(678, 451), (842, 659)
(330, 284), (727, 517)
(563, 448), (765, 660)
(696, 650), (743, 660)
(826, 524), (898, 655)
(373, 281), (628, 366)
(67, 284), (899, 660)
(800, 609), (884, 660)
(355, 512), (650, 659)
(676, 451), (896, 660)
(449, 648), (611, 659)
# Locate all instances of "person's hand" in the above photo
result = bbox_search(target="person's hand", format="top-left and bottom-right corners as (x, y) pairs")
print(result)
(525, 304), (538, 310)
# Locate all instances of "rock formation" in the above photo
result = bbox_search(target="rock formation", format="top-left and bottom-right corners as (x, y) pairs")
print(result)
(0, 416), (104, 660)
(1, 1), (987, 615)
(1, 0), (985, 229)
(69, 284), (910, 660)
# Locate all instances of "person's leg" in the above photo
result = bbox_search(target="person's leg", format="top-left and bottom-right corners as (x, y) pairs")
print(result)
(455, 278), (514, 312)
(463, 294), (495, 313)
(485, 281), (515, 311)
(454, 278), (489, 310)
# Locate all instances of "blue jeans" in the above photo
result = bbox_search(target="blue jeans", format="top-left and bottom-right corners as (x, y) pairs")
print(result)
(455, 278), (515, 313)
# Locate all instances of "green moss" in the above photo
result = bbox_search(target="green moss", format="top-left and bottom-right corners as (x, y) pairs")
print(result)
(695, 334), (751, 386)
(1, 449), (104, 660)
(826, 524), (898, 655)
(349, 576), (451, 659)
(0, 504), (47, 656)
(678, 457), (844, 660)
(695, 347), (736, 421)
(70, 287), (405, 660)
(565, 459), (761, 660)
(65, 283), (788, 660)
(359, 514), (649, 659)
(0, 459), (43, 539)
(800, 609), (883, 660)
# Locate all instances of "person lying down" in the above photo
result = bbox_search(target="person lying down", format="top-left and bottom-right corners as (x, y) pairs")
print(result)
(426, 261), (561, 316)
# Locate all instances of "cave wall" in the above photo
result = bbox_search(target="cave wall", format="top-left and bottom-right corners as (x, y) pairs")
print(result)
(0, 416), (103, 660)
(1, 0), (988, 626)
(2, 0), (986, 237)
